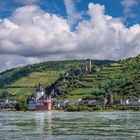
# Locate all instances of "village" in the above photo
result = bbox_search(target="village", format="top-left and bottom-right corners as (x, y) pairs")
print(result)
(1, 83), (140, 111)
(27, 82), (140, 111)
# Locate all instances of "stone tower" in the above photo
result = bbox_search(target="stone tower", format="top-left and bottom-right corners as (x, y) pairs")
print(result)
(85, 59), (92, 73)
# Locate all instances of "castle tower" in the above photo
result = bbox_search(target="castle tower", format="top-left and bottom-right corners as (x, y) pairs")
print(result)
(85, 59), (92, 73)
(35, 83), (45, 100)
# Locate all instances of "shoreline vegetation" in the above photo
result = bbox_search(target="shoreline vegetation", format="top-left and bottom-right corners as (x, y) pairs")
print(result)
(1, 110), (140, 112)
(65, 105), (140, 112)
(1, 105), (140, 112)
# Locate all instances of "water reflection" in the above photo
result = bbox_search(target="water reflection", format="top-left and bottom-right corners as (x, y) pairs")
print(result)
(0, 112), (140, 140)
(35, 112), (45, 134)
(34, 112), (52, 136)
(47, 112), (52, 135)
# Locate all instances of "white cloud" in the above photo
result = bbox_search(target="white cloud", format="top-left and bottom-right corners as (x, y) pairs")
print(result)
(0, 2), (140, 71)
(121, 0), (138, 18)
(16, 0), (39, 5)
(0, 55), (41, 72)
(0, 5), (76, 56)
(64, 0), (82, 27)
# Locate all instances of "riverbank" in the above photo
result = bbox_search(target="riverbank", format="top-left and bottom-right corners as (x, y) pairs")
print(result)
(1, 104), (140, 112)
(64, 104), (140, 112)
(1, 109), (140, 112)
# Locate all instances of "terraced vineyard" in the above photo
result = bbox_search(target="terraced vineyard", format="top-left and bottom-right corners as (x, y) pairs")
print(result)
(58, 63), (123, 100)
(56, 55), (140, 100)
(0, 71), (62, 99)
(0, 55), (139, 101)
(0, 60), (115, 100)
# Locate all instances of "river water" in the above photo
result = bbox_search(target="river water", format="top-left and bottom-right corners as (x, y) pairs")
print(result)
(0, 112), (140, 140)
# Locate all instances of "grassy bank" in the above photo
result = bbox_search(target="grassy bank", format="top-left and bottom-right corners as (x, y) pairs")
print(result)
(65, 105), (140, 112)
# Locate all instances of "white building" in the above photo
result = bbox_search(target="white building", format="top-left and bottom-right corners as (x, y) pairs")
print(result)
(35, 83), (45, 100)
(124, 99), (140, 105)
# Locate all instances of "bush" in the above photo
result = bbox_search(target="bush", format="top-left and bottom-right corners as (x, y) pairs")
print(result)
(15, 97), (28, 111)
(66, 105), (93, 111)
(93, 105), (102, 111)
(78, 105), (92, 111)
(117, 105), (128, 110)
(66, 105), (78, 111)
(134, 106), (140, 111)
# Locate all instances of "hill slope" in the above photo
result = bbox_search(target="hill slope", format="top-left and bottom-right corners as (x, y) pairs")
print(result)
(50, 55), (140, 100)
(0, 55), (139, 101)
(0, 60), (115, 86)
(0, 71), (61, 99)
(0, 60), (115, 99)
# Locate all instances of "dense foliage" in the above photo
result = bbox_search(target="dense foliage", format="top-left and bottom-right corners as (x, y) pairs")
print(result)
(0, 60), (115, 86)
(49, 55), (140, 100)
(65, 104), (140, 111)
(15, 97), (28, 111)
(105, 55), (140, 99)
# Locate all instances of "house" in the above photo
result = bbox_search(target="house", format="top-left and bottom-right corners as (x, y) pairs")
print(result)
(125, 99), (140, 105)
(28, 97), (52, 111)
(0, 99), (17, 110)
(88, 100), (97, 105)
(28, 100), (36, 110)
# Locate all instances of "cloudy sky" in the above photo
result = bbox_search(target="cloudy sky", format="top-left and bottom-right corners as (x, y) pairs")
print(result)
(0, 0), (140, 71)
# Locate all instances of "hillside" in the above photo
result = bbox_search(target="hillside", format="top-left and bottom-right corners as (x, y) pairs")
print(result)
(0, 60), (115, 86)
(0, 55), (139, 101)
(0, 60), (115, 99)
(49, 55), (140, 100)
(0, 71), (61, 99)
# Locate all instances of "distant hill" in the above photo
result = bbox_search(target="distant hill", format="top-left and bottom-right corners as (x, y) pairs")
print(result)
(0, 59), (115, 99)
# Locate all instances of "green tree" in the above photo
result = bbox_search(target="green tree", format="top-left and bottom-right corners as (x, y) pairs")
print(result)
(15, 97), (27, 111)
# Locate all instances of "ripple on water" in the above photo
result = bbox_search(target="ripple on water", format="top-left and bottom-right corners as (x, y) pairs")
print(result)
(0, 112), (140, 140)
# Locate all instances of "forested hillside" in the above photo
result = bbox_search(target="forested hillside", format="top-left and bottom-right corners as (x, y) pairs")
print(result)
(0, 55), (139, 101)
(0, 60), (115, 86)
(48, 55), (140, 100)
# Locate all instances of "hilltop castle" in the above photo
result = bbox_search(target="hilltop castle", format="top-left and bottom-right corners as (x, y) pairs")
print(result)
(85, 59), (92, 73)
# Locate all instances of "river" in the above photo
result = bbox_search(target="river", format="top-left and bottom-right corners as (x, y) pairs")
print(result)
(0, 112), (140, 140)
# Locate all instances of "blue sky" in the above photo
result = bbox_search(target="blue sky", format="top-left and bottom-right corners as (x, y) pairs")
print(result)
(0, 0), (140, 71)
(0, 0), (140, 26)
